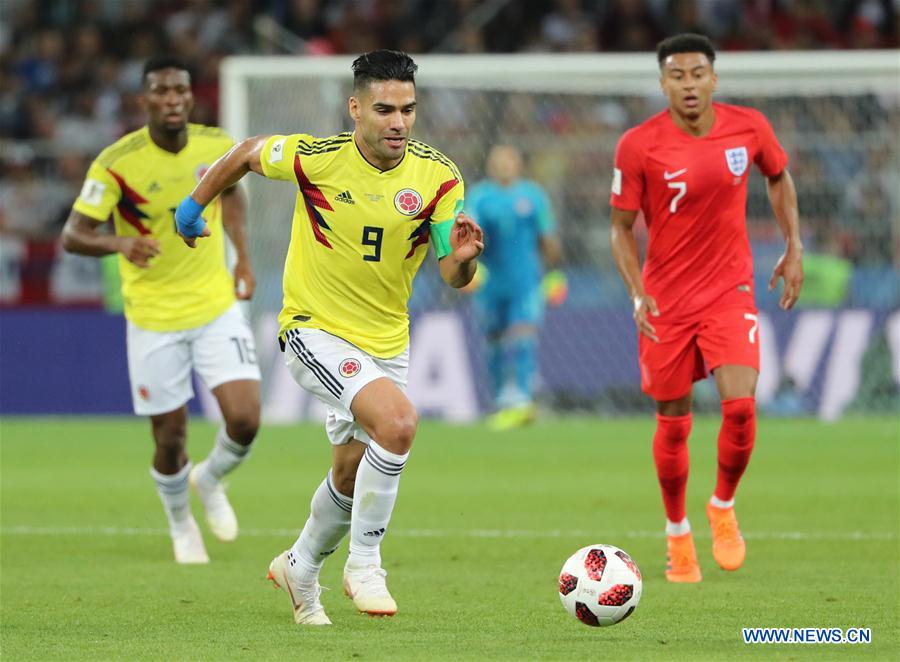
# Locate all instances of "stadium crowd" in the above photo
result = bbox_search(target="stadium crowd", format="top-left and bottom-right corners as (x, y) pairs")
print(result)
(1, 0), (898, 305)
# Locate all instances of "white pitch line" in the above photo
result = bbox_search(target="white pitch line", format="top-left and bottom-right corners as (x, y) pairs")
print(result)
(0, 526), (896, 541)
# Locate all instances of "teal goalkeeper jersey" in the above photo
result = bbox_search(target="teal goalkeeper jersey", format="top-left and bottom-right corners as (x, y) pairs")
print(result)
(467, 179), (556, 295)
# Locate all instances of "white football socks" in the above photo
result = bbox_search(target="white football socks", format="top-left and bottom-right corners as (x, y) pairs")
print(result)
(347, 441), (409, 568)
(195, 427), (251, 487)
(290, 469), (353, 583)
(666, 517), (691, 537)
(151, 462), (192, 535)
(710, 496), (735, 509)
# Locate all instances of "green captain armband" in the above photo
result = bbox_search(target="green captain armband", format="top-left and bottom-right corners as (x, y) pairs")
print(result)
(430, 219), (453, 259)
(429, 199), (464, 259)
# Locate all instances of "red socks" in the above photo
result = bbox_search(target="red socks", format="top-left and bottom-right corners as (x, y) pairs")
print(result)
(714, 397), (757, 502)
(653, 398), (756, 522)
(652, 413), (692, 523)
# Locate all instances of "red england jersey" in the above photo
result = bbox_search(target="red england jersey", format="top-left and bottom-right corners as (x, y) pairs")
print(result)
(610, 102), (788, 321)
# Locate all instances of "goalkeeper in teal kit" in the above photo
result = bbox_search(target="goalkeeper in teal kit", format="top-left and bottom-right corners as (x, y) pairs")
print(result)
(466, 144), (563, 430)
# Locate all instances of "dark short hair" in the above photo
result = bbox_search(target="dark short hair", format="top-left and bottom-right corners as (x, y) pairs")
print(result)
(142, 56), (191, 85)
(352, 50), (417, 92)
(656, 33), (716, 68)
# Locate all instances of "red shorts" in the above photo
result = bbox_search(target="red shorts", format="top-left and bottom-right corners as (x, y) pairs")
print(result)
(638, 288), (760, 401)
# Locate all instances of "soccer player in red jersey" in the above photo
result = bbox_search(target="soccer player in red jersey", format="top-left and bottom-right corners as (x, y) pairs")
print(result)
(609, 34), (803, 582)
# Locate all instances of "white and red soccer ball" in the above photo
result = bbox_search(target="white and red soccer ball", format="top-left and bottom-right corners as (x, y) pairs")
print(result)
(558, 544), (643, 627)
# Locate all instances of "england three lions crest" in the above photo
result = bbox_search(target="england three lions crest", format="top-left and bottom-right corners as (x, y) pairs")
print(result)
(725, 147), (748, 176)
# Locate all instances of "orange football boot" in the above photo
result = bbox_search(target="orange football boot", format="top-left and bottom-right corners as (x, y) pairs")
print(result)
(665, 531), (702, 583)
(706, 502), (746, 571)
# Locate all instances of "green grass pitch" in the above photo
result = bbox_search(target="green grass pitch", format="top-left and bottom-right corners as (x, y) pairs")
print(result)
(1, 417), (897, 660)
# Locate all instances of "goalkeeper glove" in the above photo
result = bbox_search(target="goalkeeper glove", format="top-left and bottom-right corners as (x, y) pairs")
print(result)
(542, 269), (568, 307)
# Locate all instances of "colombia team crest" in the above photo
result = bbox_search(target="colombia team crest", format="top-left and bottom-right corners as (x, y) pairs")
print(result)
(724, 147), (748, 176)
(195, 164), (209, 181)
(339, 358), (362, 378)
(394, 188), (423, 216)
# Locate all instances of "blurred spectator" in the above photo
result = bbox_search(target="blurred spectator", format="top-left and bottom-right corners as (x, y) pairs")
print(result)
(540, 0), (597, 51)
(483, 0), (541, 52)
(119, 29), (163, 91)
(56, 90), (119, 153)
(280, 0), (329, 40)
(14, 28), (63, 92)
(599, 0), (662, 51)
(0, 149), (78, 239)
(838, 0), (899, 48)
(663, 0), (708, 38)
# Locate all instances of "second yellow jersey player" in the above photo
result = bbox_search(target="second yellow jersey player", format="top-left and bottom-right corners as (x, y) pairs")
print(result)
(73, 124), (235, 331)
(259, 132), (464, 357)
(62, 57), (262, 566)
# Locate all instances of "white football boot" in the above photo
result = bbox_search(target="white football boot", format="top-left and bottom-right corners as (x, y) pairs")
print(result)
(189, 463), (238, 542)
(266, 551), (332, 625)
(171, 516), (209, 564)
(343, 562), (398, 616)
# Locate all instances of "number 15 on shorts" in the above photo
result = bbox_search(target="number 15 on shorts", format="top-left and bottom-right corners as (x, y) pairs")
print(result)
(231, 336), (257, 364)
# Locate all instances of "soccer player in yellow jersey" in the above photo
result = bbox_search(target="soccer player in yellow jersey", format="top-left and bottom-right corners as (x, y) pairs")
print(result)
(61, 57), (261, 565)
(175, 50), (484, 624)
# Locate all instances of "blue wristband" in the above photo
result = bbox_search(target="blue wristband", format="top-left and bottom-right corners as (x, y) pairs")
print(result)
(175, 196), (207, 238)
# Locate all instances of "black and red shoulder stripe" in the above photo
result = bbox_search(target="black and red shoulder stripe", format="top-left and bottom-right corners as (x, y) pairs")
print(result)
(292, 155), (334, 248)
(107, 169), (151, 235)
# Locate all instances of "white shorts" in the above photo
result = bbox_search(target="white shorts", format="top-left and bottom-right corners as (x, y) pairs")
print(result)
(127, 303), (261, 416)
(283, 328), (409, 445)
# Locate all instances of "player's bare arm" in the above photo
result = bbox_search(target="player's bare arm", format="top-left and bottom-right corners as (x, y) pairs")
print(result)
(62, 210), (161, 268)
(766, 168), (803, 310)
(610, 206), (659, 342)
(221, 185), (254, 299)
(176, 135), (269, 247)
(439, 213), (484, 288)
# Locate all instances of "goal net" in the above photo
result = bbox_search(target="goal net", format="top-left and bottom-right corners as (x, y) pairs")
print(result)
(221, 52), (899, 421)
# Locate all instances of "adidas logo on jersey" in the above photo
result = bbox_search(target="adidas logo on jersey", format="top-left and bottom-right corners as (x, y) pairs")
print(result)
(363, 528), (385, 537)
(335, 190), (355, 205)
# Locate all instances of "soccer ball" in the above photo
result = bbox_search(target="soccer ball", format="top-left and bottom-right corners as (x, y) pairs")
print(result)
(558, 544), (643, 627)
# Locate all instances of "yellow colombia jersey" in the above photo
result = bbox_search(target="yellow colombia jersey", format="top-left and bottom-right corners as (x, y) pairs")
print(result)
(73, 124), (235, 332)
(260, 132), (465, 358)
